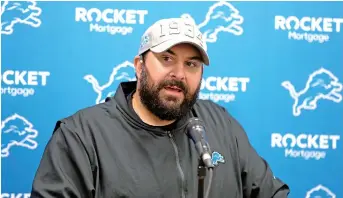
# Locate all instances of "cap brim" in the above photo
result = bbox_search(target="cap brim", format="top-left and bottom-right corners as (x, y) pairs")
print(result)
(150, 39), (210, 66)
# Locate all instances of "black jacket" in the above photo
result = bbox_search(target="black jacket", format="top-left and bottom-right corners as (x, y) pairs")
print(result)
(31, 81), (290, 198)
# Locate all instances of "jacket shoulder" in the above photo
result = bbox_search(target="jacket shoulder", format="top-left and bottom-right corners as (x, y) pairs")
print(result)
(193, 99), (242, 135)
(55, 101), (117, 133)
(193, 99), (231, 119)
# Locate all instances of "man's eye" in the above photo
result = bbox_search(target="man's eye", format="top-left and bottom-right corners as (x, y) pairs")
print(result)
(162, 56), (172, 62)
(186, 61), (201, 68)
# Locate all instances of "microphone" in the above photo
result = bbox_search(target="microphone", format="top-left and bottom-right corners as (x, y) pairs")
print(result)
(186, 118), (214, 168)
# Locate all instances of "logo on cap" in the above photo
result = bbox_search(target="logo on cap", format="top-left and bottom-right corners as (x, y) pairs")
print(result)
(140, 35), (150, 49)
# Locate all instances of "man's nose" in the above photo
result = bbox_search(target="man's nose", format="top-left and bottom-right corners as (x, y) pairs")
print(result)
(170, 63), (186, 80)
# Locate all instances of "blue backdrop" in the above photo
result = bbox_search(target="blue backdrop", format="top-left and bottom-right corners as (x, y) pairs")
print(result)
(1, 1), (342, 197)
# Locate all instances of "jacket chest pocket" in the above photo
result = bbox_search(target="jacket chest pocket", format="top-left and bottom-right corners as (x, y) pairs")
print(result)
(100, 151), (183, 198)
(102, 163), (163, 198)
(208, 165), (241, 197)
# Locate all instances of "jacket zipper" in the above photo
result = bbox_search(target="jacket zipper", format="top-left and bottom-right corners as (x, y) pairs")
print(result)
(167, 131), (186, 198)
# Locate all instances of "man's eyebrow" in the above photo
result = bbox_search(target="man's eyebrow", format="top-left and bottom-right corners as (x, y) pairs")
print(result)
(165, 49), (203, 62)
(165, 49), (176, 55)
(188, 56), (203, 62)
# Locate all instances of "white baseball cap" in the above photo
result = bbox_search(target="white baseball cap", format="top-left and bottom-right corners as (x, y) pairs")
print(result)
(138, 17), (210, 66)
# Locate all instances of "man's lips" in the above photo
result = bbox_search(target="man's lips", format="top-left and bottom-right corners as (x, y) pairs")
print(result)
(164, 85), (183, 92)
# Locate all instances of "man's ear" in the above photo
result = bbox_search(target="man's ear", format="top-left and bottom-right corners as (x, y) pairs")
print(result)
(133, 55), (143, 80)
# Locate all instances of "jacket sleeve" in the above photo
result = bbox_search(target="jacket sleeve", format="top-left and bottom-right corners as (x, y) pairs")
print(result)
(228, 113), (290, 198)
(30, 121), (95, 198)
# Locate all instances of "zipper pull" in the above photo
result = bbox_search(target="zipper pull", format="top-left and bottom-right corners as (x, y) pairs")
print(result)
(167, 131), (172, 138)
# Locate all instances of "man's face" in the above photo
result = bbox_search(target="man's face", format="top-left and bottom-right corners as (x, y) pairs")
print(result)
(137, 43), (204, 121)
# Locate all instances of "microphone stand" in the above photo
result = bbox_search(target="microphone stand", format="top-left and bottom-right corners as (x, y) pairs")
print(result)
(197, 159), (207, 198)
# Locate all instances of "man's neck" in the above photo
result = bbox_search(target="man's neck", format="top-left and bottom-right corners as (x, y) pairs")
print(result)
(131, 91), (175, 126)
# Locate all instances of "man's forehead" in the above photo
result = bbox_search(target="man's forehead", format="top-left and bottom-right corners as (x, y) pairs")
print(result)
(170, 44), (202, 55)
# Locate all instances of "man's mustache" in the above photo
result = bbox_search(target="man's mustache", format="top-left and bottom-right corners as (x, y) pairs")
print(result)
(158, 80), (188, 94)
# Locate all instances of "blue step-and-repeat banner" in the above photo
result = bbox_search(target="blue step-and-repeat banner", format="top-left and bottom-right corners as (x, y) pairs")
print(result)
(1, 1), (342, 197)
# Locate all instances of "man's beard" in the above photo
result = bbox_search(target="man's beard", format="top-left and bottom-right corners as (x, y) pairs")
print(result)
(138, 66), (200, 121)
